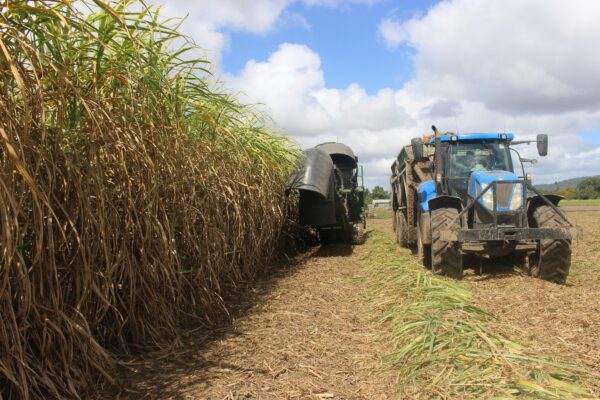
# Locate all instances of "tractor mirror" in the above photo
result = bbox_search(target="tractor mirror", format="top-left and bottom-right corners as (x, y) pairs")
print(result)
(411, 138), (424, 162)
(537, 134), (548, 156)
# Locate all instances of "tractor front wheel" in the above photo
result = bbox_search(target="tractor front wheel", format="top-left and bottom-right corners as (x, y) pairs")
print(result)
(431, 208), (463, 279)
(528, 205), (571, 284)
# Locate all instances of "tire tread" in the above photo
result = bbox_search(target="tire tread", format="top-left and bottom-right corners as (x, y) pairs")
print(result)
(530, 206), (571, 284)
(431, 208), (463, 279)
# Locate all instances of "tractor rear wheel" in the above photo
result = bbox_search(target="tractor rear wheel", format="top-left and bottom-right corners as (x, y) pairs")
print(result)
(396, 210), (409, 247)
(431, 208), (463, 279)
(528, 205), (571, 284)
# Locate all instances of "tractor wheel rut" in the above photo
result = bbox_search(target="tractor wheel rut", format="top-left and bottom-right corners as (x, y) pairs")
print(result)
(113, 244), (394, 399)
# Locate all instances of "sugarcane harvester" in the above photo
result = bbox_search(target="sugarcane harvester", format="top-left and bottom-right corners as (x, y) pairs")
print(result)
(390, 126), (582, 283)
(292, 142), (366, 244)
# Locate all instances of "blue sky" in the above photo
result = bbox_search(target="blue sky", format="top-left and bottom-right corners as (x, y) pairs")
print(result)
(164, 0), (600, 187)
(222, 0), (438, 93)
(578, 128), (600, 146)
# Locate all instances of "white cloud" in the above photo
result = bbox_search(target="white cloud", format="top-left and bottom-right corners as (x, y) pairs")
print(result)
(277, 10), (312, 31)
(157, 0), (600, 188)
(160, 0), (293, 65)
(397, 0), (600, 114)
(377, 18), (407, 49)
(227, 44), (414, 152)
(228, 43), (333, 136)
(380, 0), (600, 186)
(226, 36), (600, 187)
(163, 0), (290, 34)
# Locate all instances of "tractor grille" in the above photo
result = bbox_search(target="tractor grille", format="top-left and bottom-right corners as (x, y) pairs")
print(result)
(496, 183), (514, 209)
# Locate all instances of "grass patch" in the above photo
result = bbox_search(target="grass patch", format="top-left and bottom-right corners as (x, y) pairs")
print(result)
(360, 227), (594, 399)
(561, 199), (600, 206)
(370, 208), (394, 219)
(572, 260), (600, 273)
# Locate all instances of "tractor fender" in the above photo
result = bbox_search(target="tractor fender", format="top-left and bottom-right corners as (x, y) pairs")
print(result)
(428, 195), (463, 213)
(527, 194), (564, 221)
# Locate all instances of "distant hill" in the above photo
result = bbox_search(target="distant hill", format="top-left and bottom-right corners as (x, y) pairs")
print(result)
(535, 175), (600, 192)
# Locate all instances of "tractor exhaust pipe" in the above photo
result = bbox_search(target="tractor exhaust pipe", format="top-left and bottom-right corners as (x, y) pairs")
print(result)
(432, 125), (444, 195)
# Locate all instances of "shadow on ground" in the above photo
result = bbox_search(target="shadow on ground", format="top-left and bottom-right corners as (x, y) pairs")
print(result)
(100, 249), (316, 399)
(99, 235), (374, 399)
(313, 243), (354, 257)
(463, 258), (521, 281)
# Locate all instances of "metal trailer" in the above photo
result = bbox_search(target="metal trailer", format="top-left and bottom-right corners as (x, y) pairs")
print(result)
(390, 126), (582, 283)
(292, 142), (367, 244)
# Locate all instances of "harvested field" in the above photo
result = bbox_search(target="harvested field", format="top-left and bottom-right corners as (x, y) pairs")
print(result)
(561, 205), (600, 213)
(107, 245), (395, 399)
(106, 209), (600, 399)
(468, 209), (600, 390)
(560, 200), (600, 207)
(368, 207), (600, 397)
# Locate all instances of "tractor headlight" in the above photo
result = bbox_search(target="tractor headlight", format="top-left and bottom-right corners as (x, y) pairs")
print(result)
(510, 184), (523, 210)
(481, 184), (494, 209)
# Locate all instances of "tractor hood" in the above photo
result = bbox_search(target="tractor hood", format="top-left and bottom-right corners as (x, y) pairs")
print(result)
(468, 170), (524, 211)
(469, 170), (519, 189)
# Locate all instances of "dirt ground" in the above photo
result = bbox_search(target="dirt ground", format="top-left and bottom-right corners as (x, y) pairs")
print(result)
(374, 206), (600, 380)
(110, 208), (600, 399)
(374, 207), (600, 388)
(110, 245), (395, 399)
(469, 209), (600, 383)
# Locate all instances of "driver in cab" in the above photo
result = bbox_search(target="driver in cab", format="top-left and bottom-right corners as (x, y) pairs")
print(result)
(455, 151), (494, 175)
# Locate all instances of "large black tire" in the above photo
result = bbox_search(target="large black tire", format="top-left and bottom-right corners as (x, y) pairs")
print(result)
(431, 208), (463, 279)
(396, 210), (409, 247)
(417, 223), (431, 268)
(528, 205), (571, 284)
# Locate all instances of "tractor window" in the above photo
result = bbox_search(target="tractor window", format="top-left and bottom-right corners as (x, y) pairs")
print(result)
(448, 141), (512, 178)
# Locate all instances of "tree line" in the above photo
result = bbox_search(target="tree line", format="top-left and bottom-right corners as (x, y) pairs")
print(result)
(365, 185), (391, 204)
(554, 177), (600, 199)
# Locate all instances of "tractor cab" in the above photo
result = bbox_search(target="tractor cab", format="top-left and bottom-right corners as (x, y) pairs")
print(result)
(443, 134), (515, 208)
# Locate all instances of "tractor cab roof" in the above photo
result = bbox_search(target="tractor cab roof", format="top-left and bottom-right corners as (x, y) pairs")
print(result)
(428, 133), (514, 143)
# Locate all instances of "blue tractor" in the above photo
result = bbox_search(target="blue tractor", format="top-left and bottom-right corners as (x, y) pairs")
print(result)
(390, 126), (582, 283)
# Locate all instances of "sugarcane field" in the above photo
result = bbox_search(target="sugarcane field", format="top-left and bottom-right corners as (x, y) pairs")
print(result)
(2, 1), (600, 399)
